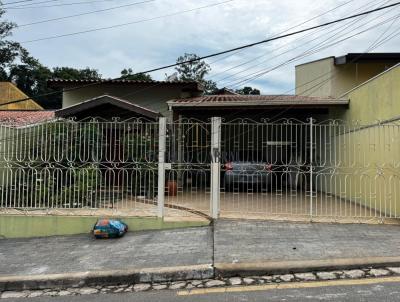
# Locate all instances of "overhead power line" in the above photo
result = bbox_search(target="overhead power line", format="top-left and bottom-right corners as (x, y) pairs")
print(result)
(21, 0), (236, 43)
(6, 1), (400, 107)
(3, 0), (65, 8)
(224, 1), (396, 88)
(21, 1), (400, 46)
(17, 0), (156, 27)
(208, 0), (357, 78)
(210, 0), (382, 82)
(0, 0), (35, 5)
(3, 0), (124, 9)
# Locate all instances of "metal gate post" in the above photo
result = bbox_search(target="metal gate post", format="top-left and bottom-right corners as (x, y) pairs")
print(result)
(309, 118), (314, 221)
(157, 117), (167, 218)
(211, 117), (222, 219)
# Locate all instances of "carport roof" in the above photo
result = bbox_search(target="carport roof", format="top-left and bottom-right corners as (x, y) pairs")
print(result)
(168, 95), (349, 108)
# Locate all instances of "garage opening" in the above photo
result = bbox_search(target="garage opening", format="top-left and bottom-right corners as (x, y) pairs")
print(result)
(164, 117), (400, 224)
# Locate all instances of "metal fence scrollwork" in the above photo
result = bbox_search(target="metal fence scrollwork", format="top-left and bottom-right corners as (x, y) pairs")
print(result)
(0, 118), (159, 216)
(0, 117), (399, 223)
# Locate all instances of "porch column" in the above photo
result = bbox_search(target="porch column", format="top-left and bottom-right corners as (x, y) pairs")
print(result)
(157, 117), (167, 218)
(210, 117), (222, 219)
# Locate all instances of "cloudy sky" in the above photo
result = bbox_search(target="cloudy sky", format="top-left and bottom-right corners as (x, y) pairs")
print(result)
(3, 0), (400, 93)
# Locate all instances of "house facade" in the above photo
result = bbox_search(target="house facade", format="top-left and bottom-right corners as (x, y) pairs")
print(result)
(1, 53), (400, 238)
(295, 54), (400, 219)
(48, 79), (202, 120)
(295, 53), (400, 98)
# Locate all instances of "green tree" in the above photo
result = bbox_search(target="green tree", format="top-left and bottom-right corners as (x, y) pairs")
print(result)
(121, 68), (152, 81)
(52, 67), (102, 80)
(175, 53), (218, 95)
(8, 50), (54, 107)
(0, 5), (24, 80)
(0, 8), (102, 109)
(8, 55), (102, 109)
(236, 86), (261, 95)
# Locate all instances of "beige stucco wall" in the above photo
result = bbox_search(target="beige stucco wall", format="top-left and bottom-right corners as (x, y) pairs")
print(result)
(63, 84), (194, 120)
(295, 57), (334, 97)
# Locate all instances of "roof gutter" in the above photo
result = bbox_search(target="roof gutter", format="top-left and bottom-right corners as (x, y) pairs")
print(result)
(167, 100), (349, 108)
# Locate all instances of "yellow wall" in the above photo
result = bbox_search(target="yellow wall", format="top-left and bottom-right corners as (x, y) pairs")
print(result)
(331, 64), (400, 123)
(332, 63), (394, 99)
(295, 58), (397, 98)
(315, 124), (400, 218)
(319, 64), (400, 218)
(0, 215), (209, 238)
(0, 82), (43, 110)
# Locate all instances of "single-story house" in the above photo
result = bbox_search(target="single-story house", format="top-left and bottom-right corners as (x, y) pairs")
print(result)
(1, 53), (400, 223)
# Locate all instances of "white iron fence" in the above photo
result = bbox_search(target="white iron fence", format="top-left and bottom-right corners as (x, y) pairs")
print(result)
(0, 118), (159, 216)
(0, 117), (399, 222)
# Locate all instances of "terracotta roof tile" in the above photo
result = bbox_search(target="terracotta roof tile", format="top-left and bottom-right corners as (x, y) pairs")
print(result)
(0, 111), (55, 127)
(47, 79), (199, 85)
(168, 95), (349, 107)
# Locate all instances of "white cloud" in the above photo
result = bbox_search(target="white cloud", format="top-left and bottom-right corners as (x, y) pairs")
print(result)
(5, 0), (400, 93)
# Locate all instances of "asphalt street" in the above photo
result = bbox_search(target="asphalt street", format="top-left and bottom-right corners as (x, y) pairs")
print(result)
(3, 279), (400, 301)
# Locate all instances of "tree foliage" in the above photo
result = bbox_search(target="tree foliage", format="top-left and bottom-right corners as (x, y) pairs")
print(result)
(0, 8), (104, 109)
(0, 6), (24, 80)
(8, 50), (52, 103)
(235, 86), (261, 95)
(121, 68), (152, 81)
(7, 53), (102, 109)
(175, 53), (218, 95)
(52, 67), (102, 80)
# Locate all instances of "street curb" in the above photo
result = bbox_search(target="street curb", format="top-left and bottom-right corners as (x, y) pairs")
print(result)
(0, 264), (214, 291)
(215, 256), (400, 277)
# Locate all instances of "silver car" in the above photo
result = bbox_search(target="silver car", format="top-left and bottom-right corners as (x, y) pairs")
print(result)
(223, 161), (273, 191)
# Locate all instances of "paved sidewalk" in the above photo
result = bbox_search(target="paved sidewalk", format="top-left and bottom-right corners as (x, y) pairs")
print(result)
(0, 227), (212, 276)
(214, 220), (400, 273)
(1, 220), (400, 281)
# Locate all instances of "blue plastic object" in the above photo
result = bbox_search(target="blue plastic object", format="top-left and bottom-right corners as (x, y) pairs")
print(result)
(93, 219), (128, 239)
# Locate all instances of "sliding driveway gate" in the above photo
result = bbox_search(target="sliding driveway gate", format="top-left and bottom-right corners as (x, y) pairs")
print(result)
(1, 117), (399, 222)
(161, 117), (400, 222)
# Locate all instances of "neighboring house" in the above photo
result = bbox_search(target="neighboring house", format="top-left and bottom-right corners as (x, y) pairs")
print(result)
(295, 53), (400, 98)
(47, 79), (202, 120)
(0, 82), (43, 110)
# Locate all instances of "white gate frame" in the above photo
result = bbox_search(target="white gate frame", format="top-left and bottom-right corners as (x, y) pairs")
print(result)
(157, 117), (166, 218)
(309, 117), (314, 221)
(210, 117), (222, 219)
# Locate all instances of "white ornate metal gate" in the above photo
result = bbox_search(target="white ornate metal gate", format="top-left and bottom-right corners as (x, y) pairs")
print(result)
(1, 117), (399, 223)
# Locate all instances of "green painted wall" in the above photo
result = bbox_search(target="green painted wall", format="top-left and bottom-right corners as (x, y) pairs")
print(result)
(0, 215), (209, 239)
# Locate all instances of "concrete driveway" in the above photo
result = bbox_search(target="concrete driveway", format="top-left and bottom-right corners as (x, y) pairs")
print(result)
(166, 191), (399, 224)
